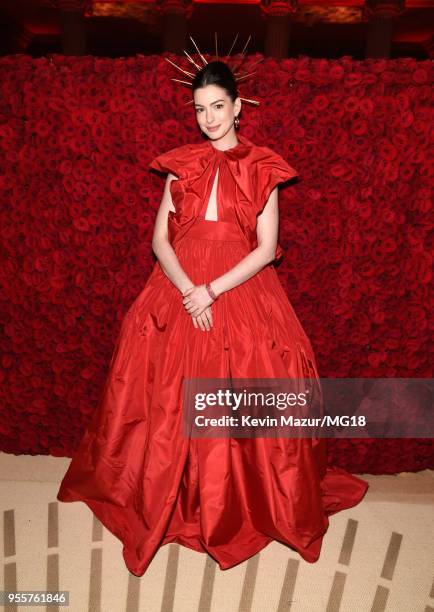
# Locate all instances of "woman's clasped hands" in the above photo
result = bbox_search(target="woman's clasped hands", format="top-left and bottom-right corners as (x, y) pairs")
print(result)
(182, 284), (215, 331)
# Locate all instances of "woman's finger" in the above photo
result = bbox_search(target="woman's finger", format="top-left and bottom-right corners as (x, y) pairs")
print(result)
(203, 308), (213, 329)
(201, 312), (211, 331)
(183, 297), (203, 315)
(187, 304), (200, 315)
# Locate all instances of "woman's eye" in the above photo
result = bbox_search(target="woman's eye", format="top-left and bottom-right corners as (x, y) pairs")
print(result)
(196, 105), (223, 112)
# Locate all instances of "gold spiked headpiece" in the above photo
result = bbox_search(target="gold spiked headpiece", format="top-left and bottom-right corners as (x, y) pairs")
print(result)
(164, 32), (262, 107)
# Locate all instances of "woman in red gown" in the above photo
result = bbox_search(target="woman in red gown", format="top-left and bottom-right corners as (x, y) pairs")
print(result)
(57, 60), (368, 576)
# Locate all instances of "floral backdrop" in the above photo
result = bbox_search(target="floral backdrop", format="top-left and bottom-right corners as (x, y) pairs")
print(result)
(0, 53), (432, 473)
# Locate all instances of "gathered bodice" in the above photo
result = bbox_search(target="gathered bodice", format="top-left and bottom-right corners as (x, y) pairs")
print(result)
(149, 134), (299, 263)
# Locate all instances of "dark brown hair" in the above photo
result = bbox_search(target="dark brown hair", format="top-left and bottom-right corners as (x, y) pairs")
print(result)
(192, 60), (238, 103)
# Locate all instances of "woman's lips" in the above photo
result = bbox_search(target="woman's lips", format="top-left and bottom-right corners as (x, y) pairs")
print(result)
(207, 125), (220, 132)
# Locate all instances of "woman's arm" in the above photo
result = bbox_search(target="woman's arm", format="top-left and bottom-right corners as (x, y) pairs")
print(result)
(182, 187), (279, 316)
(210, 187), (279, 297)
(151, 173), (195, 295)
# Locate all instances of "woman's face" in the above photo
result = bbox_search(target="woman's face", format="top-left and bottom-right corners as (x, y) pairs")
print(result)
(193, 84), (241, 141)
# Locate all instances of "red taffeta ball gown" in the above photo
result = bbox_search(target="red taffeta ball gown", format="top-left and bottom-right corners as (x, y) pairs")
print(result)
(57, 134), (369, 577)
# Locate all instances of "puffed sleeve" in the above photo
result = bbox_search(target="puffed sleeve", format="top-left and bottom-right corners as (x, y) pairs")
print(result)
(149, 144), (191, 178)
(252, 147), (298, 264)
(257, 147), (298, 214)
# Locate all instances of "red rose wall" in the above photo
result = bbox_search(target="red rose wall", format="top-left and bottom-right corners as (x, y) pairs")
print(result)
(0, 53), (432, 473)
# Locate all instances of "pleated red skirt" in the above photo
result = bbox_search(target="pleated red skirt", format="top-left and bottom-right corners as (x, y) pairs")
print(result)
(57, 215), (369, 576)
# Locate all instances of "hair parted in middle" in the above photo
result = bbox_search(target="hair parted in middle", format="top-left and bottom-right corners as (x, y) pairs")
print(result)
(164, 32), (262, 107)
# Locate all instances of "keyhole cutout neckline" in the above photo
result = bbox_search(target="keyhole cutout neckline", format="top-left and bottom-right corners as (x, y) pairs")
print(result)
(201, 134), (251, 221)
(202, 163), (220, 221)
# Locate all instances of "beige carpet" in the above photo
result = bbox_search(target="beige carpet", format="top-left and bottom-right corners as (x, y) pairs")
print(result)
(0, 453), (433, 612)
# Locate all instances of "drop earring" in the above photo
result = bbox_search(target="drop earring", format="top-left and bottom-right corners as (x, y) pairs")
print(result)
(234, 116), (240, 130)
